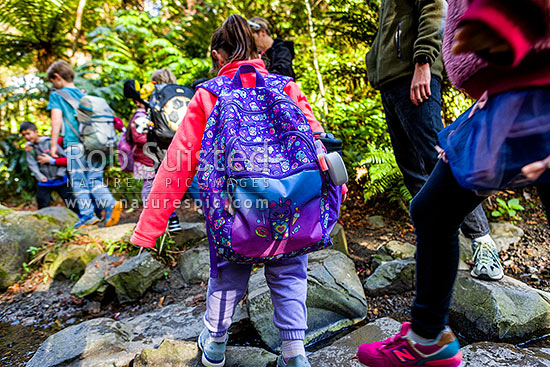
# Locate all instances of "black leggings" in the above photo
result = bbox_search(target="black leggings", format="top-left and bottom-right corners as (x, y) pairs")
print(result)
(409, 160), (550, 338)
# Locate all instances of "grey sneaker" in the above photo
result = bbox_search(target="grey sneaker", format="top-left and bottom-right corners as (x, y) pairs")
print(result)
(198, 327), (227, 367)
(277, 355), (311, 367)
(471, 237), (504, 281)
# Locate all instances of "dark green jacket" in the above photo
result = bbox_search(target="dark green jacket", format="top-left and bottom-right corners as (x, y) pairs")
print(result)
(366, 0), (445, 89)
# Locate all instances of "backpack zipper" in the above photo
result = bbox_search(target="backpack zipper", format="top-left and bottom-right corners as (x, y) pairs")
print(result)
(225, 129), (317, 177)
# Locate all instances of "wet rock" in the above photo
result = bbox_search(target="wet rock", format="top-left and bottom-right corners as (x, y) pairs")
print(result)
(364, 258), (415, 296)
(133, 339), (277, 367)
(367, 215), (386, 229)
(248, 249), (368, 351)
(177, 240), (210, 284)
(330, 223), (349, 255)
(309, 317), (401, 366)
(43, 244), (102, 279)
(27, 318), (135, 367)
(462, 342), (550, 366)
(450, 272), (550, 342)
(0, 207), (71, 289)
(223, 345), (278, 367)
(105, 253), (165, 303)
(27, 302), (205, 367)
(459, 222), (524, 262)
(126, 302), (204, 341)
(84, 223), (136, 243)
(84, 300), (102, 315)
(71, 253), (125, 298)
(171, 222), (207, 246)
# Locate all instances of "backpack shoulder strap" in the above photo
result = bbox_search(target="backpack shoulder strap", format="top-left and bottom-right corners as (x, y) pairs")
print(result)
(55, 89), (81, 111)
(264, 74), (293, 94)
(64, 118), (82, 141)
(54, 90), (82, 141)
(196, 76), (232, 97)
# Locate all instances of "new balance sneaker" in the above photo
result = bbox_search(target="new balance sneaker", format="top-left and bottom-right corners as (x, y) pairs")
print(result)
(167, 214), (183, 233)
(74, 214), (101, 229)
(198, 327), (227, 367)
(471, 237), (504, 281)
(355, 322), (462, 367)
(104, 201), (122, 227)
(276, 355), (311, 367)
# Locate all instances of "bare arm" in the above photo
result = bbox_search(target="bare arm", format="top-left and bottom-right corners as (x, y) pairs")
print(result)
(50, 109), (63, 158)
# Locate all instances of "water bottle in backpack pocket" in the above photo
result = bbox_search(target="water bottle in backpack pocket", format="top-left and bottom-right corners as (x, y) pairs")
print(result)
(197, 65), (343, 268)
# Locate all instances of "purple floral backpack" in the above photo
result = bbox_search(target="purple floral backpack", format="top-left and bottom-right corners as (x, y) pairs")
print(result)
(197, 65), (341, 275)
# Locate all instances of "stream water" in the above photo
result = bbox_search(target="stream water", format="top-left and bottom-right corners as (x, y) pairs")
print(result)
(0, 322), (60, 366)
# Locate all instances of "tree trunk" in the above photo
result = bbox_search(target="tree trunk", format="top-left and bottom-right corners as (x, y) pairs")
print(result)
(71, 0), (87, 55)
(36, 48), (57, 73)
(304, 0), (328, 119)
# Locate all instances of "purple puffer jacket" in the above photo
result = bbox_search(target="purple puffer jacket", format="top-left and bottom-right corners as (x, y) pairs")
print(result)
(442, 0), (550, 99)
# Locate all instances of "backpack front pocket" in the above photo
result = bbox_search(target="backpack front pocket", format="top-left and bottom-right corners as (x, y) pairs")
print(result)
(225, 132), (323, 259)
(228, 169), (323, 258)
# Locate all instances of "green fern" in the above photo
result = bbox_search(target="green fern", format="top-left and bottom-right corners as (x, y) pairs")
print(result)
(359, 146), (411, 211)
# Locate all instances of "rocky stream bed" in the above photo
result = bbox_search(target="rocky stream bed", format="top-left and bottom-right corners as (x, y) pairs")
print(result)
(1, 185), (550, 366)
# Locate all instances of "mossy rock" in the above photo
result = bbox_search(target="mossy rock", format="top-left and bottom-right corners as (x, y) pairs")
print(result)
(451, 273), (550, 342)
(133, 339), (277, 367)
(105, 253), (164, 303)
(44, 244), (102, 279)
(0, 207), (73, 289)
(71, 253), (125, 298)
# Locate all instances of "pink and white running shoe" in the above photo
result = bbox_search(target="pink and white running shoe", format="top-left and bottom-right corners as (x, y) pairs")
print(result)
(355, 322), (463, 367)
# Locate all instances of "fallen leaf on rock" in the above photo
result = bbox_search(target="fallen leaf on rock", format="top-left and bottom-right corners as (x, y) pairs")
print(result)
(110, 259), (125, 267)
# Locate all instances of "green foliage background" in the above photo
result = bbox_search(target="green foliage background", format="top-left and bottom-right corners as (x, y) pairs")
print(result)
(0, 0), (473, 208)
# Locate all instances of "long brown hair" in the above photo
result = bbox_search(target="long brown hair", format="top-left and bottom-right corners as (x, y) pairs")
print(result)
(151, 68), (177, 84)
(210, 14), (258, 73)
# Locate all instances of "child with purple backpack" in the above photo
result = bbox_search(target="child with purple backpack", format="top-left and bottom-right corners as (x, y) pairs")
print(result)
(130, 14), (344, 367)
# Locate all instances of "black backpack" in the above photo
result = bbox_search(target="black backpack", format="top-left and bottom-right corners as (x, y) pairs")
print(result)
(148, 84), (194, 148)
(122, 80), (195, 169)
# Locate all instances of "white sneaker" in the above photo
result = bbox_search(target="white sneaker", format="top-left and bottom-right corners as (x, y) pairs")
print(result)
(471, 236), (504, 281)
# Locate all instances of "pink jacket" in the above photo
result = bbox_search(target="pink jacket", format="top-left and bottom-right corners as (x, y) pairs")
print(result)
(130, 59), (323, 248)
(442, 0), (550, 99)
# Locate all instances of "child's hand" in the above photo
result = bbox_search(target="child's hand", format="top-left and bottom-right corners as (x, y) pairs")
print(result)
(522, 156), (550, 181)
(36, 153), (52, 164)
(452, 21), (511, 55)
(24, 144), (33, 152)
(50, 145), (58, 158)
